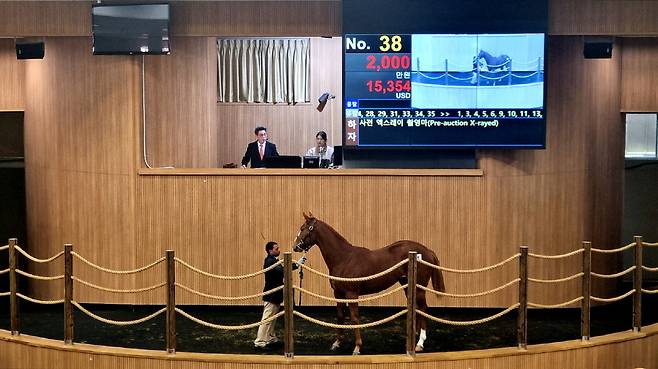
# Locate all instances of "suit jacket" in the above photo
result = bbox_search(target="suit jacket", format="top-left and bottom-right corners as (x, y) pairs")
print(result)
(241, 141), (279, 168)
(262, 254), (299, 304)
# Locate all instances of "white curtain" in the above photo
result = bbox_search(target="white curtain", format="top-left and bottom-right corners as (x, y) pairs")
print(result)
(218, 38), (310, 103)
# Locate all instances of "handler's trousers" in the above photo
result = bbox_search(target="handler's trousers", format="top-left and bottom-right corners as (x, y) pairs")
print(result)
(254, 302), (281, 347)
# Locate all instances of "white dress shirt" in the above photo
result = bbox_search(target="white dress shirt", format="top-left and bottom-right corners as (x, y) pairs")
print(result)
(305, 145), (334, 163)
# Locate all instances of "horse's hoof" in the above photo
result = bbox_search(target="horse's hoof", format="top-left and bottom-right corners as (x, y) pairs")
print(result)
(352, 350), (361, 356)
(330, 342), (340, 351)
(415, 345), (424, 352)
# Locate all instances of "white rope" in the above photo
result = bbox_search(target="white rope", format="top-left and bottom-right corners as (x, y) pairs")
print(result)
(591, 266), (636, 279)
(0, 292), (10, 297)
(446, 73), (475, 81)
(293, 309), (407, 329)
(529, 272), (583, 284)
(528, 248), (583, 259)
(528, 296), (584, 308)
(510, 71), (540, 79)
(642, 265), (658, 272)
(176, 307), (284, 330)
(0, 245), (9, 251)
(419, 254), (519, 274)
(14, 246), (64, 263)
(643, 241), (658, 247)
(591, 242), (635, 254)
(17, 293), (64, 305)
(416, 70), (446, 80)
(0, 268), (9, 275)
(294, 284), (407, 303)
(176, 283), (283, 301)
(418, 279), (519, 298)
(591, 289), (636, 303)
(72, 301), (166, 326)
(417, 304), (519, 326)
(480, 73), (510, 80)
(302, 259), (407, 282)
(72, 252), (165, 275)
(641, 288), (658, 294)
(16, 269), (64, 281)
(73, 276), (165, 294)
(175, 257), (282, 280)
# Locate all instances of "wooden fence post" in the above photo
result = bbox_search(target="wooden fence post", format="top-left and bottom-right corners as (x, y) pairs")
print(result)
(517, 246), (528, 349)
(406, 251), (418, 356)
(166, 250), (176, 353)
(633, 236), (643, 332)
(283, 252), (294, 358)
(8, 238), (19, 335)
(64, 244), (73, 344)
(581, 241), (591, 341)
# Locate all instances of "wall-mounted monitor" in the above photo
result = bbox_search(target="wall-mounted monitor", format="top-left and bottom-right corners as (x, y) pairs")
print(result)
(344, 33), (545, 148)
(92, 3), (170, 55)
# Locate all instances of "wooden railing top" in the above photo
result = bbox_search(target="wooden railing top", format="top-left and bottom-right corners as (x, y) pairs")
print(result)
(138, 168), (484, 177)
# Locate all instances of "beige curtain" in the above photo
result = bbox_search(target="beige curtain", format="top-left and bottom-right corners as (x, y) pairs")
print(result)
(218, 38), (310, 103)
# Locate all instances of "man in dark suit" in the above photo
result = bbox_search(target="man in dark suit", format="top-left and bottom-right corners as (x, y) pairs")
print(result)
(241, 126), (279, 168)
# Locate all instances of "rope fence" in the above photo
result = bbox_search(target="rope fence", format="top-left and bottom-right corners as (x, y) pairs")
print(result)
(2, 236), (657, 357)
(72, 301), (166, 326)
(176, 308), (284, 330)
(419, 254), (519, 274)
(14, 246), (63, 263)
(72, 252), (165, 275)
(175, 257), (282, 280)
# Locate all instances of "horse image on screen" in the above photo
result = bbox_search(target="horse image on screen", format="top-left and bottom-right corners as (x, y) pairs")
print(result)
(293, 213), (445, 354)
(411, 33), (544, 109)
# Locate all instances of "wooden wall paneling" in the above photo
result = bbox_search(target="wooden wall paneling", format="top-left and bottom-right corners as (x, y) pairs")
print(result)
(549, 0), (658, 35)
(216, 37), (342, 166)
(0, 1), (90, 37)
(621, 38), (658, 112)
(24, 37), (141, 301)
(145, 37), (219, 168)
(0, 39), (25, 110)
(1, 326), (658, 368)
(171, 1), (341, 37)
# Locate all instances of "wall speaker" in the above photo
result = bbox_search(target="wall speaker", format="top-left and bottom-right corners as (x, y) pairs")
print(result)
(583, 41), (612, 59)
(16, 42), (45, 60)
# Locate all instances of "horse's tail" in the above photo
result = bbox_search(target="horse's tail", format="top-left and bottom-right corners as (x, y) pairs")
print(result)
(429, 251), (446, 292)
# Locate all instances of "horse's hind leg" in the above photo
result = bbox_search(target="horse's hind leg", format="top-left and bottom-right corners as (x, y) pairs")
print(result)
(415, 289), (428, 352)
(331, 301), (346, 351)
(347, 302), (362, 355)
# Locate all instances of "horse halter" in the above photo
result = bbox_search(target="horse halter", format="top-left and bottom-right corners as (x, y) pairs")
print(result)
(293, 219), (317, 252)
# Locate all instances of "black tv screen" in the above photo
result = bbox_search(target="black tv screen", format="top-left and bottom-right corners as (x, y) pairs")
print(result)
(344, 33), (546, 148)
(92, 3), (170, 55)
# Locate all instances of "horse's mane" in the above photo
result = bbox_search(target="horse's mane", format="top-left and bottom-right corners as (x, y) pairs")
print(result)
(314, 218), (354, 247)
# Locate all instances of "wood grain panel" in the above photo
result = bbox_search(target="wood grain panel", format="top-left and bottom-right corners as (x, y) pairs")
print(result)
(621, 38), (658, 112)
(23, 37), (141, 301)
(216, 37), (342, 166)
(550, 0), (658, 35)
(0, 39), (24, 110)
(145, 37), (218, 168)
(171, 1), (341, 36)
(0, 1), (90, 37)
(1, 325), (657, 368)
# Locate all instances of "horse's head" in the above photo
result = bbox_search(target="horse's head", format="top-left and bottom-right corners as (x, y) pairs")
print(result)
(293, 212), (319, 252)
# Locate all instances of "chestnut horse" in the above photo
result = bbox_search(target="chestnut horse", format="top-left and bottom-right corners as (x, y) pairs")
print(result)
(293, 214), (445, 354)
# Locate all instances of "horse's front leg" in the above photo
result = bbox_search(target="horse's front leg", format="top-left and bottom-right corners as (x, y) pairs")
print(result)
(331, 301), (346, 351)
(348, 302), (362, 355)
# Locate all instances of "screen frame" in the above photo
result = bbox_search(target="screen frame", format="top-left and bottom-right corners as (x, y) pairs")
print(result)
(91, 3), (171, 56)
(341, 32), (547, 150)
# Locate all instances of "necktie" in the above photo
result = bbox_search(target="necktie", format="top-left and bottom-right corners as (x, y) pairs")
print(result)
(259, 144), (264, 160)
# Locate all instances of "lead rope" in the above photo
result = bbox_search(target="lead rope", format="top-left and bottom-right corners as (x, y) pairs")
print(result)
(298, 251), (307, 306)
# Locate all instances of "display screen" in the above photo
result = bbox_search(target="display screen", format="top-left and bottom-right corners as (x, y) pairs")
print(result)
(92, 4), (170, 55)
(344, 33), (546, 148)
